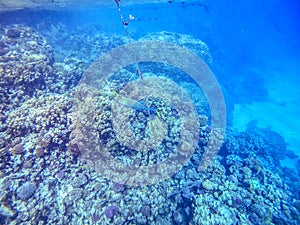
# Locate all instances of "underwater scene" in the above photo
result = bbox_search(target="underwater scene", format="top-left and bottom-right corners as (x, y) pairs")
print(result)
(0, 0), (299, 224)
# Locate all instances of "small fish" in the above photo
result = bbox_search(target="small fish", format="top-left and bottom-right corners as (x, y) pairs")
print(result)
(119, 96), (156, 115)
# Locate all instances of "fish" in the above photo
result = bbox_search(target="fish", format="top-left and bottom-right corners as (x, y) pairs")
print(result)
(119, 96), (156, 115)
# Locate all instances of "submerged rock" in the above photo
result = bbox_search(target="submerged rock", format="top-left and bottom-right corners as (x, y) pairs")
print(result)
(105, 205), (119, 219)
(16, 182), (36, 200)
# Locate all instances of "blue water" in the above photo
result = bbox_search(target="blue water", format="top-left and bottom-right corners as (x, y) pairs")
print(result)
(1, 1), (300, 224)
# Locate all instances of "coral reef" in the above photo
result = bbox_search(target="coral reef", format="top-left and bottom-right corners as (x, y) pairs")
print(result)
(1, 94), (71, 158)
(0, 25), (54, 112)
(38, 24), (128, 93)
(140, 31), (213, 65)
(0, 23), (299, 225)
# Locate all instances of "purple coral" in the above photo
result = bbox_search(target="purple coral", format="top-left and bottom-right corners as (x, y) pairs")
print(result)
(141, 205), (151, 217)
(105, 205), (119, 219)
(91, 213), (100, 222)
(56, 170), (65, 179)
(113, 182), (124, 192)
